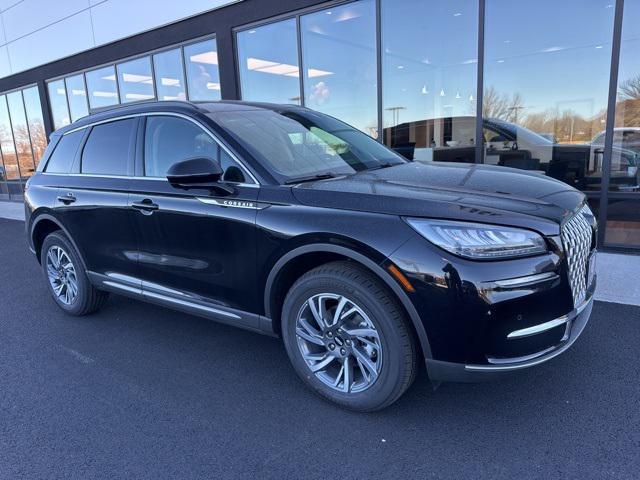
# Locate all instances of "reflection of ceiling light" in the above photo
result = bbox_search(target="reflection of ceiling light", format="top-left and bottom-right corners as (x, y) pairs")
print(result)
(422, 58), (430, 64)
(453, 12), (461, 16)
(247, 58), (299, 76)
(397, 65), (404, 69)
(462, 58), (477, 64)
(71, 89), (86, 96)
(335, 10), (361, 22)
(455, 91), (461, 99)
(206, 82), (221, 90)
(125, 93), (154, 100)
(246, 57), (333, 78)
(161, 95), (183, 100)
(308, 68), (333, 78)
(102, 74), (116, 81)
(93, 91), (117, 97)
(541, 46), (563, 53)
(249, 30), (256, 34)
(326, 10), (332, 15)
(469, 94), (474, 101)
(190, 51), (218, 65)
(440, 89), (445, 96)
(421, 85), (428, 94)
(161, 77), (181, 87)
(56, 88), (65, 95)
(122, 73), (153, 84)
(497, 59), (505, 63)
(504, 39), (511, 44)
(595, 45), (603, 49)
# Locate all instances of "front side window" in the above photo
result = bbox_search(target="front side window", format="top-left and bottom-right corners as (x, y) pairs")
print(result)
(45, 130), (85, 174)
(81, 119), (137, 175)
(209, 108), (405, 183)
(144, 115), (246, 182)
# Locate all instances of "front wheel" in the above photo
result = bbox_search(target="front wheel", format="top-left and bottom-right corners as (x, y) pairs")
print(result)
(281, 261), (418, 412)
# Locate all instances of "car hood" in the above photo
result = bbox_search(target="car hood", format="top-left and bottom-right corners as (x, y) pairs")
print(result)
(291, 162), (586, 235)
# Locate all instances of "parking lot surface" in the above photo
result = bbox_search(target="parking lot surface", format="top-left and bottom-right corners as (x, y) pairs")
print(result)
(1, 218), (638, 479)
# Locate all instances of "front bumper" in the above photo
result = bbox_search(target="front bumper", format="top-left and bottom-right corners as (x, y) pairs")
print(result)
(425, 294), (593, 382)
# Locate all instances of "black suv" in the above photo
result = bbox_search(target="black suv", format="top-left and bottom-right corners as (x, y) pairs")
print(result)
(25, 101), (596, 411)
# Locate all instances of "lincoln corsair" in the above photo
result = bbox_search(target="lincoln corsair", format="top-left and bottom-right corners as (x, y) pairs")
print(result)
(25, 101), (596, 411)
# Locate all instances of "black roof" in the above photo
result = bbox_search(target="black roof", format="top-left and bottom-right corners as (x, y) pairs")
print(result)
(53, 100), (306, 135)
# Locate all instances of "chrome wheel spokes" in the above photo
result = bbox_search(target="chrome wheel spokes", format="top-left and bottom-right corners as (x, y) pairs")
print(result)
(46, 246), (78, 306)
(295, 293), (382, 393)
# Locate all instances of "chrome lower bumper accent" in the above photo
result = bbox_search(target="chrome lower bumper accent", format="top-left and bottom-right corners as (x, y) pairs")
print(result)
(506, 298), (592, 340)
(465, 295), (593, 372)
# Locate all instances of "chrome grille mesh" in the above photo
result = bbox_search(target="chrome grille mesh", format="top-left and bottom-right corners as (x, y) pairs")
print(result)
(561, 205), (593, 307)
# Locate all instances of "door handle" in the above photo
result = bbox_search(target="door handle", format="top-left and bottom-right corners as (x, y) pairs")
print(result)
(131, 199), (159, 213)
(57, 192), (76, 204)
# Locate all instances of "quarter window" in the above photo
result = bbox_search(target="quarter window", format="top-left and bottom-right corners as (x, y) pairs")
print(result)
(45, 130), (85, 174)
(81, 119), (137, 175)
(144, 115), (246, 182)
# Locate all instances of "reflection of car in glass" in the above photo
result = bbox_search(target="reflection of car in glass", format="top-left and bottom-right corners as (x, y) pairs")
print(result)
(26, 101), (596, 411)
(385, 117), (639, 191)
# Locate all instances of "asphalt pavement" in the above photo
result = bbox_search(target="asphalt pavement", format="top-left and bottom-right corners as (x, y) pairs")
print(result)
(1, 218), (638, 479)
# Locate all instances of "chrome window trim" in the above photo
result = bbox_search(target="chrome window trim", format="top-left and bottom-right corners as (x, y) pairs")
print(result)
(58, 111), (260, 185)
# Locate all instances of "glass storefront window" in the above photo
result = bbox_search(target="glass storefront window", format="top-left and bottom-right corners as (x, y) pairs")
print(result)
(47, 79), (70, 130)
(237, 19), (301, 105)
(300, 0), (378, 137)
(184, 39), (221, 101)
(0, 95), (22, 200)
(65, 74), (89, 122)
(86, 65), (119, 109)
(483, 0), (614, 191)
(153, 48), (186, 101)
(117, 56), (155, 103)
(382, 0), (478, 162)
(22, 87), (47, 164)
(7, 91), (35, 180)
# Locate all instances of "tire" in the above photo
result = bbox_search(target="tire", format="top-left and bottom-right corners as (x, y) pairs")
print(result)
(281, 261), (418, 412)
(41, 231), (109, 316)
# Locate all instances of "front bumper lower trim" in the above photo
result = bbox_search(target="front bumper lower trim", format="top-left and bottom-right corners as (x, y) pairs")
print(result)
(464, 295), (593, 373)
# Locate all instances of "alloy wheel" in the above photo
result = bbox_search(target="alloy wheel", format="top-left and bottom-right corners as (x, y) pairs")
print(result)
(295, 293), (383, 393)
(46, 245), (78, 305)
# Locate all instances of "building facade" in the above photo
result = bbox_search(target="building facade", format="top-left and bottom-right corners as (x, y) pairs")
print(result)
(0, 0), (638, 252)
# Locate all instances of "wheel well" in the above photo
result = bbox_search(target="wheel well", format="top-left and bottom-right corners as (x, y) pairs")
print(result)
(32, 219), (61, 263)
(268, 251), (420, 351)
(269, 251), (347, 335)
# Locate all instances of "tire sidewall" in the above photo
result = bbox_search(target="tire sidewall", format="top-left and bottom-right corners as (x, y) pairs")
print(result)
(282, 271), (408, 411)
(41, 232), (90, 315)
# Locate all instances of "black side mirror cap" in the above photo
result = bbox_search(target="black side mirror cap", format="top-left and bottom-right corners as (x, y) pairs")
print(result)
(166, 157), (234, 194)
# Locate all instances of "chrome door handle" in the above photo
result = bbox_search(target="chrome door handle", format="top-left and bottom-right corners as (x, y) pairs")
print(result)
(57, 192), (76, 204)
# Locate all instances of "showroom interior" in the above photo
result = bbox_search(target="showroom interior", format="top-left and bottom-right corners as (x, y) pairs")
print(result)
(0, 0), (637, 252)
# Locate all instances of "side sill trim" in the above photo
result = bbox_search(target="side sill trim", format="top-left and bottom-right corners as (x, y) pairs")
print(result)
(141, 289), (240, 320)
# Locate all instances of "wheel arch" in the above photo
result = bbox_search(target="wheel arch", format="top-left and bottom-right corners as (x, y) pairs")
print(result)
(264, 243), (433, 361)
(30, 214), (87, 271)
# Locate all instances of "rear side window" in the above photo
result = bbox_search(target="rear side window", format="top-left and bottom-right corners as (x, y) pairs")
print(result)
(81, 118), (137, 175)
(45, 130), (84, 173)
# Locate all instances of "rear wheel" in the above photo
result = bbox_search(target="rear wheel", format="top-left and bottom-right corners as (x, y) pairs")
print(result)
(281, 261), (418, 412)
(41, 231), (108, 316)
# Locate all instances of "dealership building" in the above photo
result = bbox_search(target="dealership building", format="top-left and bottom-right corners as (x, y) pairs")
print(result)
(0, 0), (638, 252)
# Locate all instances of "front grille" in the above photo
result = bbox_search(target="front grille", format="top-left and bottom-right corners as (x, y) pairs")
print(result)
(561, 204), (593, 307)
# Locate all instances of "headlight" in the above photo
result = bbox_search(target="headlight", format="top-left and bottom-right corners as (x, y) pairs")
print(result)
(405, 218), (547, 259)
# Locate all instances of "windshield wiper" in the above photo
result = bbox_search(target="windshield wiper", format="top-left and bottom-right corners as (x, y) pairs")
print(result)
(367, 162), (400, 171)
(284, 172), (338, 185)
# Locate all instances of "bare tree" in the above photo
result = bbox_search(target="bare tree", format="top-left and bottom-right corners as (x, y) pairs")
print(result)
(619, 74), (640, 100)
(482, 86), (524, 123)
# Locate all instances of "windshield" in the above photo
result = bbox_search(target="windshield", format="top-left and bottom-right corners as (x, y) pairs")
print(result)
(208, 108), (406, 183)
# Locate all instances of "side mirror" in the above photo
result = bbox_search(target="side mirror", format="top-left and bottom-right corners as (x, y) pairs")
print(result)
(166, 157), (233, 194)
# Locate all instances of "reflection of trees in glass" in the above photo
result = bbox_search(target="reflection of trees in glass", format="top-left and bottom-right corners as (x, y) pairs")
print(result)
(13, 124), (35, 177)
(617, 74), (640, 128)
(484, 85), (606, 144)
(28, 120), (47, 163)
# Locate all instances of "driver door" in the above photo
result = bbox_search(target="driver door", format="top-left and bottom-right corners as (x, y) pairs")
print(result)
(128, 114), (260, 322)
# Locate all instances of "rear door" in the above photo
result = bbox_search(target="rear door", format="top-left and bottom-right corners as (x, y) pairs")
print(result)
(54, 118), (140, 285)
(128, 114), (260, 318)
